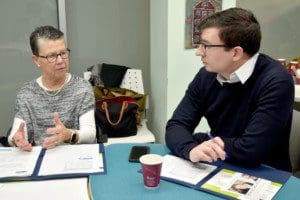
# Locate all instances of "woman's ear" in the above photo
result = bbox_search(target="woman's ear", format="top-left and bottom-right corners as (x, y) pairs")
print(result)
(32, 54), (40, 67)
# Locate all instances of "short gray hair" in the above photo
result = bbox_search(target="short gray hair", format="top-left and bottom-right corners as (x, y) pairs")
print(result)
(29, 25), (64, 56)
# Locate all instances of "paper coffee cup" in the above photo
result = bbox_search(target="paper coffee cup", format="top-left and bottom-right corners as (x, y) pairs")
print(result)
(140, 154), (163, 189)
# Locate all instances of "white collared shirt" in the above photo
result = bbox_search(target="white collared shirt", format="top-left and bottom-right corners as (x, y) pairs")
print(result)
(216, 53), (259, 85)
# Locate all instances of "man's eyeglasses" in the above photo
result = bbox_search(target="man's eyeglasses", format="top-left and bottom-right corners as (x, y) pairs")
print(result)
(198, 42), (227, 54)
(38, 49), (71, 63)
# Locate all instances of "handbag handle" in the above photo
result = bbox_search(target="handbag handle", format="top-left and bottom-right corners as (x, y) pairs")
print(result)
(102, 101), (128, 126)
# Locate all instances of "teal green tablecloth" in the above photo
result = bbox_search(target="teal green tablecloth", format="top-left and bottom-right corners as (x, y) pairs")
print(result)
(90, 143), (300, 200)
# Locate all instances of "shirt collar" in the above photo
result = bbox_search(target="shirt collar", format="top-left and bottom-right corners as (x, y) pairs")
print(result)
(216, 53), (259, 85)
(36, 73), (71, 91)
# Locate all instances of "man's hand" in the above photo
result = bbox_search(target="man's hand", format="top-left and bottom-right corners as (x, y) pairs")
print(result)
(12, 123), (32, 152)
(189, 136), (226, 162)
(43, 112), (72, 148)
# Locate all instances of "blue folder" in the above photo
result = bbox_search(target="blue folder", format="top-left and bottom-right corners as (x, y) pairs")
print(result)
(160, 155), (291, 200)
(0, 144), (107, 182)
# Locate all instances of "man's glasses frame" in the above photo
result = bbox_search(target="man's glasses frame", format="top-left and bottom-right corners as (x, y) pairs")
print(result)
(198, 42), (227, 54)
(38, 48), (71, 63)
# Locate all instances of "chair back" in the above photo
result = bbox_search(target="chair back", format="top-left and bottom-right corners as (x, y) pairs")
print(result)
(120, 69), (149, 111)
(0, 127), (11, 147)
(290, 110), (300, 177)
(120, 69), (145, 94)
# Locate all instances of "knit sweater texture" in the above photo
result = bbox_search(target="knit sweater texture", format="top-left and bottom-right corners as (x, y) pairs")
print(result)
(14, 74), (94, 145)
(166, 54), (294, 171)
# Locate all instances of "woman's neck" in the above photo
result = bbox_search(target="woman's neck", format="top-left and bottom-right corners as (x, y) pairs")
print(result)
(42, 74), (68, 90)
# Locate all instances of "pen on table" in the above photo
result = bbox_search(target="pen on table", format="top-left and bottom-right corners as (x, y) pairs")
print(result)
(207, 132), (229, 159)
(192, 162), (208, 170)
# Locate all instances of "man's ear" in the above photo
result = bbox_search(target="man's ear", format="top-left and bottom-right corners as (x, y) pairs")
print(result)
(232, 46), (244, 62)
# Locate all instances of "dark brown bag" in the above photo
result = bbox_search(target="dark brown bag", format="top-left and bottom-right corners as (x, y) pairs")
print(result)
(95, 96), (138, 137)
(93, 85), (146, 125)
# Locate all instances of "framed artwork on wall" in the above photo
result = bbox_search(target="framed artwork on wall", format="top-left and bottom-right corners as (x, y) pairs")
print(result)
(185, 0), (222, 49)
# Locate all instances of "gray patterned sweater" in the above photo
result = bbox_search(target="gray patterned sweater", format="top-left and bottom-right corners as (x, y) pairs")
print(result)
(12, 74), (95, 145)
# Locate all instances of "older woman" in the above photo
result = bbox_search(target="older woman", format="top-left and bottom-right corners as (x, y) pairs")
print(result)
(8, 26), (96, 151)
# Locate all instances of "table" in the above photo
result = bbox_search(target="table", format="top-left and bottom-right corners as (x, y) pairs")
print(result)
(89, 143), (300, 200)
(0, 178), (89, 200)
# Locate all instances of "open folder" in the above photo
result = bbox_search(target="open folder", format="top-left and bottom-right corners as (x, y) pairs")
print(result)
(161, 155), (291, 200)
(0, 144), (106, 181)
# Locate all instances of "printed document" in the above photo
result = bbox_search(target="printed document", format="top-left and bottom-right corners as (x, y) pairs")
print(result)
(0, 146), (42, 178)
(38, 144), (103, 176)
(201, 169), (282, 200)
(161, 154), (217, 185)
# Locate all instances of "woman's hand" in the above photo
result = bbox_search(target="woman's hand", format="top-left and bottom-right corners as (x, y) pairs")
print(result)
(12, 122), (33, 152)
(43, 112), (72, 148)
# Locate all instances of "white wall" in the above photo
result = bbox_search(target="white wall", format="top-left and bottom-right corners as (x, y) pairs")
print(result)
(150, 0), (168, 143)
(150, 0), (236, 143)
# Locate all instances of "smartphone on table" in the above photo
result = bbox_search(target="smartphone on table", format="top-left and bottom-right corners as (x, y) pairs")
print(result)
(128, 146), (150, 162)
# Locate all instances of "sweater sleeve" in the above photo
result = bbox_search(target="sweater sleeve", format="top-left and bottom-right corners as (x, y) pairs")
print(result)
(78, 80), (95, 116)
(77, 109), (96, 143)
(222, 75), (294, 168)
(165, 70), (210, 160)
(77, 80), (96, 143)
(8, 85), (33, 145)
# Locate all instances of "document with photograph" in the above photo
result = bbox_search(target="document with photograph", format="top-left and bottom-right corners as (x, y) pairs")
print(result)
(160, 154), (287, 200)
(201, 169), (282, 200)
(161, 154), (217, 185)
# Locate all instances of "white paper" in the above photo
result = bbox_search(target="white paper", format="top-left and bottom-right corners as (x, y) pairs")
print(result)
(0, 177), (90, 200)
(0, 146), (42, 178)
(201, 169), (282, 200)
(161, 154), (217, 185)
(38, 144), (103, 176)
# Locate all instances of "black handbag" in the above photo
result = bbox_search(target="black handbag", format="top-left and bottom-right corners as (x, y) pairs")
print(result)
(95, 96), (138, 137)
(93, 85), (146, 125)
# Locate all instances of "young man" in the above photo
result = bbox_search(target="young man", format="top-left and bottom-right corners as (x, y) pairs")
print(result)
(165, 8), (294, 171)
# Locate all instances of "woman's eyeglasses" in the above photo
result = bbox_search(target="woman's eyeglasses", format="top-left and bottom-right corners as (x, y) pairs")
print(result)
(38, 49), (71, 63)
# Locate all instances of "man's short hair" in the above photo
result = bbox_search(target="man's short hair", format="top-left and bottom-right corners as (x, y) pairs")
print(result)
(29, 25), (64, 56)
(198, 7), (261, 56)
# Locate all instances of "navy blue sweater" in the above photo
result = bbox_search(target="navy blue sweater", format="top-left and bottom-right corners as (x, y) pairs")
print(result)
(166, 54), (294, 171)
